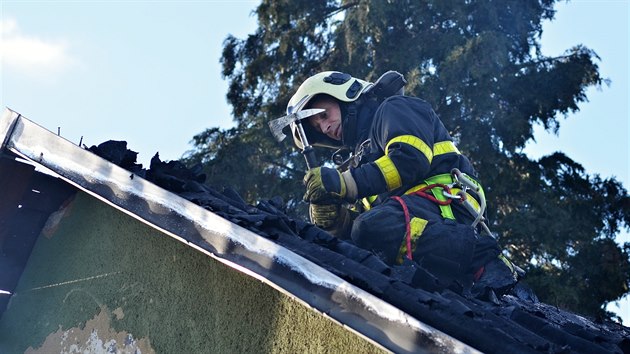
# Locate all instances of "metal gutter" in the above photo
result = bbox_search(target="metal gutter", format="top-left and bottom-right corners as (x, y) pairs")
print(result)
(0, 108), (481, 354)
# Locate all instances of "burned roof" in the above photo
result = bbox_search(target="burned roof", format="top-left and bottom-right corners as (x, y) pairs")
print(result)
(2, 109), (629, 353)
(89, 141), (630, 354)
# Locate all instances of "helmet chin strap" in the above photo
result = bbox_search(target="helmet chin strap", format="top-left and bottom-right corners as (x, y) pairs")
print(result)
(339, 100), (358, 147)
(340, 95), (380, 148)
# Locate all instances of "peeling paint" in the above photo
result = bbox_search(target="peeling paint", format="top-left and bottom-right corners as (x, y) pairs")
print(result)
(41, 195), (75, 239)
(112, 307), (124, 320)
(25, 306), (154, 354)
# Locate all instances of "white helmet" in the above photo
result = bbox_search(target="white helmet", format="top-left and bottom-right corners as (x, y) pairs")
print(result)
(287, 71), (372, 149)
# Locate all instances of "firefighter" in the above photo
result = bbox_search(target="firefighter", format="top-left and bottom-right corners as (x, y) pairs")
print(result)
(287, 71), (520, 292)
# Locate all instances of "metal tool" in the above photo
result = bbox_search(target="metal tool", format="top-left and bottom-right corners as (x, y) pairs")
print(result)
(450, 168), (493, 237)
(268, 108), (324, 169)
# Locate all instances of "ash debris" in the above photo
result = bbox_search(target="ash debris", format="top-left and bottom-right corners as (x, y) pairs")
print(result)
(88, 140), (630, 354)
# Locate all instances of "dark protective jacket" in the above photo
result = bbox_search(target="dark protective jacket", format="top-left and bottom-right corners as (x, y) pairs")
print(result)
(334, 95), (502, 271)
(342, 95), (480, 209)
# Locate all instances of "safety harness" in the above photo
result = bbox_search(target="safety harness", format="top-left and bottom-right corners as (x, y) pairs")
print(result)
(391, 168), (492, 261)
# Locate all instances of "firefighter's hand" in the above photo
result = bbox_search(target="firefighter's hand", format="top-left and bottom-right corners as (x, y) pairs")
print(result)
(303, 167), (357, 203)
(309, 203), (340, 229)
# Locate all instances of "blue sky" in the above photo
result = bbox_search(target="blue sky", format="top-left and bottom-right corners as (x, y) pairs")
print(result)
(1, 1), (628, 322)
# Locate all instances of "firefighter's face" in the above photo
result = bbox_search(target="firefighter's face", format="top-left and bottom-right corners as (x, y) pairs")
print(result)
(307, 97), (342, 141)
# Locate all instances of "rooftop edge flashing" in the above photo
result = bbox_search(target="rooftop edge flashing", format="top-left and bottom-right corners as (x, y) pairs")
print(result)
(0, 108), (480, 354)
(0, 108), (19, 151)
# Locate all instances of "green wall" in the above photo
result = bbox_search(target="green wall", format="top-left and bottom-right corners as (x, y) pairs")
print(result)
(0, 191), (384, 354)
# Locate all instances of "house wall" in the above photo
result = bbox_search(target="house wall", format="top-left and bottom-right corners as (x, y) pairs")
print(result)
(0, 191), (383, 353)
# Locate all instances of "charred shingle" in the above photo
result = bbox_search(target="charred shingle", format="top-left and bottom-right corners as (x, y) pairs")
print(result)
(88, 140), (630, 354)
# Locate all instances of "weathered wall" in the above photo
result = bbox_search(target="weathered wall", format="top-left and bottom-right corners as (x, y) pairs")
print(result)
(0, 191), (384, 354)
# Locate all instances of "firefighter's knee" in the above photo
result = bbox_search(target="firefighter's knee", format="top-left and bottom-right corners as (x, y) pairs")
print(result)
(351, 205), (404, 265)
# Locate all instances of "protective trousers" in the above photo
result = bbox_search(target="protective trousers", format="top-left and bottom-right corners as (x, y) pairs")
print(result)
(351, 194), (500, 282)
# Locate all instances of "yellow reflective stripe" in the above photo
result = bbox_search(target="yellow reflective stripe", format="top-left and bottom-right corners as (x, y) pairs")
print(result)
(361, 195), (377, 211)
(498, 254), (517, 278)
(374, 155), (402, 191)
(410, 217), (429, 238)
(433, 141), (460, 156)
(396, 217), (428, 264)
(385, 137), (460, 163)
(361, 198), (371, 211)
(386, 135), (433, 163)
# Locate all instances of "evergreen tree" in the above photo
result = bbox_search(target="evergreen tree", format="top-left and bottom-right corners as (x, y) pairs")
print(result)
(184, 0), (630, 320)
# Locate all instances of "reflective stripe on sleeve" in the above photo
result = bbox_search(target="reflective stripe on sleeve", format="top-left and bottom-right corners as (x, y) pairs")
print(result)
(433, 141), (460, 156)
(385, 135), (433, 164)
(374, 155), (402, 191)
(385, 136), (460, 164)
